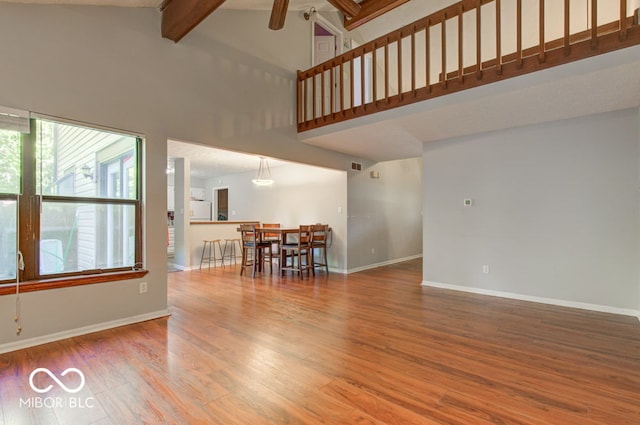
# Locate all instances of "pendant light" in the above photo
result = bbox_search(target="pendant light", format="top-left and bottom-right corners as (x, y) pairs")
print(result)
(252, 157), (274, 186)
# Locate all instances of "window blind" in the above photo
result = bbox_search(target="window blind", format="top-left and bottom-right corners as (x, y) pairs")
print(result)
(0, 105), (30, 133)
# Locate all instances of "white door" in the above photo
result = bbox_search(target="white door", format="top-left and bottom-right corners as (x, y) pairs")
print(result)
(315, 35), (338, 115)
(314, 35), (336, 65)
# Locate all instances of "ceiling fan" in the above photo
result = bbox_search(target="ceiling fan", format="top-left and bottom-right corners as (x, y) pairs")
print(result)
(268, 0), (361, 30)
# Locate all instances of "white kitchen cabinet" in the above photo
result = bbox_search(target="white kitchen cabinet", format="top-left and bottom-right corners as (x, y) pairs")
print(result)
(190, 187), (206, 200)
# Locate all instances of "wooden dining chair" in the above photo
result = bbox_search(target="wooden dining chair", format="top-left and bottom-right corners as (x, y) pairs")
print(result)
(239, 223), (272, 277)
(280, 225), (313, 279)
(310, 224), (329, 274)
(261, 223), (281, 267)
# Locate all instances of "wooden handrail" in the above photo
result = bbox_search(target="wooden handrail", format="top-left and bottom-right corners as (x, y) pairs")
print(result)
(297, 0), (640, 133)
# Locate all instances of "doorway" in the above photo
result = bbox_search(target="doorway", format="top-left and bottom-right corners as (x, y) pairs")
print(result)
(311, 14), (344, 66)
(311, 15), (345, 115)
(213, 187), (229, 221)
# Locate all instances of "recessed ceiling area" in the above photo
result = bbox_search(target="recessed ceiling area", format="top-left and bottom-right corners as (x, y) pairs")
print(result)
(167, 140), (291, 181)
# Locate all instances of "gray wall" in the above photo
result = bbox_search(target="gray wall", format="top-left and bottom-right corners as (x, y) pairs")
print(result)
(348, 157), (423, 271)
(0, 4), (356, 348)
(0, 3), (419, 349)
(423, 108), (640, 311)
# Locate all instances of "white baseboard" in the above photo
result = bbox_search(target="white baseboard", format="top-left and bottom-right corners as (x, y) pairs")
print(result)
(179, 259), (420, 275)
(422, 281), (640, 318)
(347, 254), (423, 274)
(0, 309), (172, 354)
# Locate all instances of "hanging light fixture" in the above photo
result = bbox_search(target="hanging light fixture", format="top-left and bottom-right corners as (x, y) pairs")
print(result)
(252, 157), (274, 186)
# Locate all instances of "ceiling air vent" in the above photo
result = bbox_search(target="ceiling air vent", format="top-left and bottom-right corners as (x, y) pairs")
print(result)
(351, 161), (362, 171)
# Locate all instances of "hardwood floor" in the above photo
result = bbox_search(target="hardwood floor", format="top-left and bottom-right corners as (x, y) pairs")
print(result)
(1, 259), (639, 424)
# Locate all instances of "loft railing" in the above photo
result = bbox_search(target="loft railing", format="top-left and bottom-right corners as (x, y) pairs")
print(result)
(297, 0), (640, 132)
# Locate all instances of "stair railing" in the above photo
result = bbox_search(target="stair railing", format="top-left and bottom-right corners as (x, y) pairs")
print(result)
(297, 0), (640, 132)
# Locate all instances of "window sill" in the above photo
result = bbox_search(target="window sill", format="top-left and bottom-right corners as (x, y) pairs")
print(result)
(0, 269), (149, 296)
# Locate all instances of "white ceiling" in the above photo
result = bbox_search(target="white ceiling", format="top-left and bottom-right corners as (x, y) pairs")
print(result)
(167, 141), (291, 180)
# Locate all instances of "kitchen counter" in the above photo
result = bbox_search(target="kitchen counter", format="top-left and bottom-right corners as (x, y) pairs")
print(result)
(188, 221), (259, 267)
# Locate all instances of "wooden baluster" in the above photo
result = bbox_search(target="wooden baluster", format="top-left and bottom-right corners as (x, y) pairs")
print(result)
(564, 0), (570, 55)
(297, 71), (303, 124)
(350, 53), (355, 111)
(619, 0), (628, 41)
(411, 30), (416, 95)
(385, 40), (390, 101)
(321, 68), (326, 118)
(591, 0), (598, 48)
(426, 19), (431, 92)
(458, 4), (464, 82)
(361, 50), (366, 107)
(330, 62), (335, 115)
(312, 71), (317, 120)
(398, 34), (403, 99)
(496, 0), (502, 74)
(517, 0), (523, 68)
(442, 12), (447, 88)
(372, 43), (377, 103)
(476, 0), (482, 79)
(539, 0), (546, 62)
(338, 57), (344, 117)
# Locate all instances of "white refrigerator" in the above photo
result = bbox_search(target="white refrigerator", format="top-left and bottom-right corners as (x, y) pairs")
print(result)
(189, 200), (211, 221)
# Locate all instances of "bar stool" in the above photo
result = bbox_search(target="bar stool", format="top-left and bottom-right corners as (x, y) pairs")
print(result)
(311, 224), (330, 274)
(223, 238), (242, 266)
(199, 239), (225, 270)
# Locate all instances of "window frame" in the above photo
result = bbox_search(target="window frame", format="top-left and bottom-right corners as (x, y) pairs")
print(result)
(0, 115), (146, 295)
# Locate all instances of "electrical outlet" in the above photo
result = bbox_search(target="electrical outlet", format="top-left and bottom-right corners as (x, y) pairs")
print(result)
(371, 247), (375, 254)
(139, 282), (148, 294)
(482, 265), (489, 274)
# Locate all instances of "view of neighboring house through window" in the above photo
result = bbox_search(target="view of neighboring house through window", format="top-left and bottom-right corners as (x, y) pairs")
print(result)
(0, 128), (20, 280)
(0, 112), (142, 286)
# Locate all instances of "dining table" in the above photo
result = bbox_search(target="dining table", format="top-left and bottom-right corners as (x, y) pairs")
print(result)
(237, 225), (330, 275)
(254, 227), (300, 243)
(237, 226), (301, 243)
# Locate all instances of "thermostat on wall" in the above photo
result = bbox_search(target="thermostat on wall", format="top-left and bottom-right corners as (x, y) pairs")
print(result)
(464, 198), (473, 206)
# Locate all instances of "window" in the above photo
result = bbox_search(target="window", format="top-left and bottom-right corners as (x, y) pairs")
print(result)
(0, 114), (143, 290)
(0, 127), (21, 280)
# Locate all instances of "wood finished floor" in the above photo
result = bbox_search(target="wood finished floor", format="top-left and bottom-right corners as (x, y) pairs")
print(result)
(1, 259), (640, 424)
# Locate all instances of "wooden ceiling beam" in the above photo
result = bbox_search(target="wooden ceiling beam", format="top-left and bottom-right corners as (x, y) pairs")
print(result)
(327, 0), (361, 19)
(161, 0), (227, 43)
(343, 0), (410, 31)
(269, 0), (289, 30)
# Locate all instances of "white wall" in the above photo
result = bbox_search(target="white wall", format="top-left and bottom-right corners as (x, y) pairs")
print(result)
(423, 108), (640, 313)
(205, 163), (348, 271)
(0, 4), (356, 349)
(347, 157), (423, 271)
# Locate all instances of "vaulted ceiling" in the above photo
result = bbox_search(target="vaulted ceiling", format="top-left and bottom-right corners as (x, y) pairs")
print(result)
(159, 0), (409, 42)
